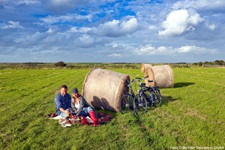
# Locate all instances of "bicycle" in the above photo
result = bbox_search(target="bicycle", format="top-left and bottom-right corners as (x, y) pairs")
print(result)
(120, 78), (138, 115)
(134, 76), (162, 113)
(120, 76), (162, 114)
(146, 85), (162, 107)
(134, 77), (149, 113)
(138, 77), (162, 108)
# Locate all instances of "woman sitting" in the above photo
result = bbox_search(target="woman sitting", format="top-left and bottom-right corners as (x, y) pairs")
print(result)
(71, 88), (98, 126)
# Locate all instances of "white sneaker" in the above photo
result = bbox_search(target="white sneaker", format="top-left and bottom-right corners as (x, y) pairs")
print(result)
(86, 116), (93, 123)
(61, 123), (72, 127)
(59, 119), (66, 124)
(62, 120), (72, 127)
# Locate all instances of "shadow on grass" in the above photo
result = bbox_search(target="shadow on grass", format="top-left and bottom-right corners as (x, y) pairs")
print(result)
(161, 95), (180, 107)
(91, 96), (116, 112)
(174, 82), (195, 88)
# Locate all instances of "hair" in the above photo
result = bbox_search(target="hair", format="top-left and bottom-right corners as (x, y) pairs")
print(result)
(60, 85), (68, 89)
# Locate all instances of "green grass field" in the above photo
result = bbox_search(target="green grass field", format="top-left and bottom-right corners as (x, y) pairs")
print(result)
(0, 67), (225, 149)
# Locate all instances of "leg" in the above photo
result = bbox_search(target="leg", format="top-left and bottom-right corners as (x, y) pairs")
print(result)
(88, 109), (98, 126)
(79, 108), (90, 125)
(60, 112), (67, 119)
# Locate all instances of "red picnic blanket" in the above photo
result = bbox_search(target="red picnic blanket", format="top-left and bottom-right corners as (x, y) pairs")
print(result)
(46, 112), (114, 126)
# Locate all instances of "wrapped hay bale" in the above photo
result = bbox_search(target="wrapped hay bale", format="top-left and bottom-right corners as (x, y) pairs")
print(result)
(142, 64), (174, 88)
(82, 68), (130, 112)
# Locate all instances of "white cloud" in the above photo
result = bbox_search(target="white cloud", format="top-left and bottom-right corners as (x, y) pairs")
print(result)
(136, 44), (218, 55)
(50, 0), (71, 5)
(148, 25), (157, 30)
(105, 43), (121, 48)
(0, 0), (40, 7)
(121, 17), (138, 32)
(15, 31), (43, 43)
(206, 23), (216, 31)
(99, 17), (138, 37)
(177, 46), (199, 53)
(17, 0), (40, 5)
(158, 9), (203, 37)
(70, 27), (92, 33)
(107, 53), (122, 58)
(48, 0), (76, 10)
(40, 14), (92, 24)
(176, 46), (218, 54)
(3, 21), (24, 29)
(112, 44), (119, 48)
(46, 28), (54, 33)
(79, 34), (94, 45)
(172, 0), (225, 10)
(136, 44), (172, 55)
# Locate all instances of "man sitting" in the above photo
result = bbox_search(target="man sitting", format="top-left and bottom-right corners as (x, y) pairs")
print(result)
(54, 85), (72, 118)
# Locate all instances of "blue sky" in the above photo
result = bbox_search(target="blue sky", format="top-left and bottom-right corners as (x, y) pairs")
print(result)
(0, 0), (225, 63)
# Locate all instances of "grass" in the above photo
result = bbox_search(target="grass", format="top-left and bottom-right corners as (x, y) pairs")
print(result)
(0, 67), (225, 149)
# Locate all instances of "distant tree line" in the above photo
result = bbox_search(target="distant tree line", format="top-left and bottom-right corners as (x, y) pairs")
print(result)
(0, 61), (141, 69)
(0, 60), (224, 70)
(193, 60), (225, 67)
(55, 61), (67, 67)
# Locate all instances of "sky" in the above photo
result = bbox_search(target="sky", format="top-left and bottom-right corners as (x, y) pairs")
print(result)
(0, 0), (225, 63)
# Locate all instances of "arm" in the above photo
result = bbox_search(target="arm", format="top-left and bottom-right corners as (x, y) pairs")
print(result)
(54, 95), (63, 114)
(75, 97), (85, 117)
(54, 94), (70, 115)
(59, 108), (70, 115)
(71, 98), (76, 112)
(67, 94), (72, 113)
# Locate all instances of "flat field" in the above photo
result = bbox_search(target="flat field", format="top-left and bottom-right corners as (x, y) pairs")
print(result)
(0, 67), (225, 149)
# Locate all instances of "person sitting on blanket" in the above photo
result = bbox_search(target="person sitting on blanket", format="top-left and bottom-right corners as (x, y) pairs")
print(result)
(54, 85), (72, 118)
(71, 88), (98, 126)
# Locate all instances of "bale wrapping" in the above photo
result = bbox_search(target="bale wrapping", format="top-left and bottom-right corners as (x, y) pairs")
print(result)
(142, 64), (174, 88)
(82, 68), (130, 112)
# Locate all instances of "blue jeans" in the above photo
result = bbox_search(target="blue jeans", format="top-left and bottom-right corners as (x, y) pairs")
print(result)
(60, 112), (68, 118)
(59, 109), (70, 118)
(79, 107), (93, 117)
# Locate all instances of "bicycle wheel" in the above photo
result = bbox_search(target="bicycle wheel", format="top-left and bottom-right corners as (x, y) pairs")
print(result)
(152, 90), (162, 107)
(134, 94), (148, 113)
(143, 90), (153, 108)
(120, 94), (136, 114)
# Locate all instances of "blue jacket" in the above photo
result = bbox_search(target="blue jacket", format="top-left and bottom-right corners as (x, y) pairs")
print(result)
(54, 93), (71, 115)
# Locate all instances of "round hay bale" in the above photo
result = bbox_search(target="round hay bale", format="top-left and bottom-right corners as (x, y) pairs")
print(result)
(151, 65), (174, 88)
(141, 64), (152, 73)
(142, 64), (174, 88)
(82, 68), (130, 112)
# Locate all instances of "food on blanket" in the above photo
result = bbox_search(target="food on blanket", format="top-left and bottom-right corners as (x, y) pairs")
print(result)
(59, 119), (72, 127)
(49, 112), (114, 127)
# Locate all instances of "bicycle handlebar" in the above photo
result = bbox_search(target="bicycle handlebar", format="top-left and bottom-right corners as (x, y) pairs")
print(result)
(130, 76), (152, 84)
(133, 76), (148, 81)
